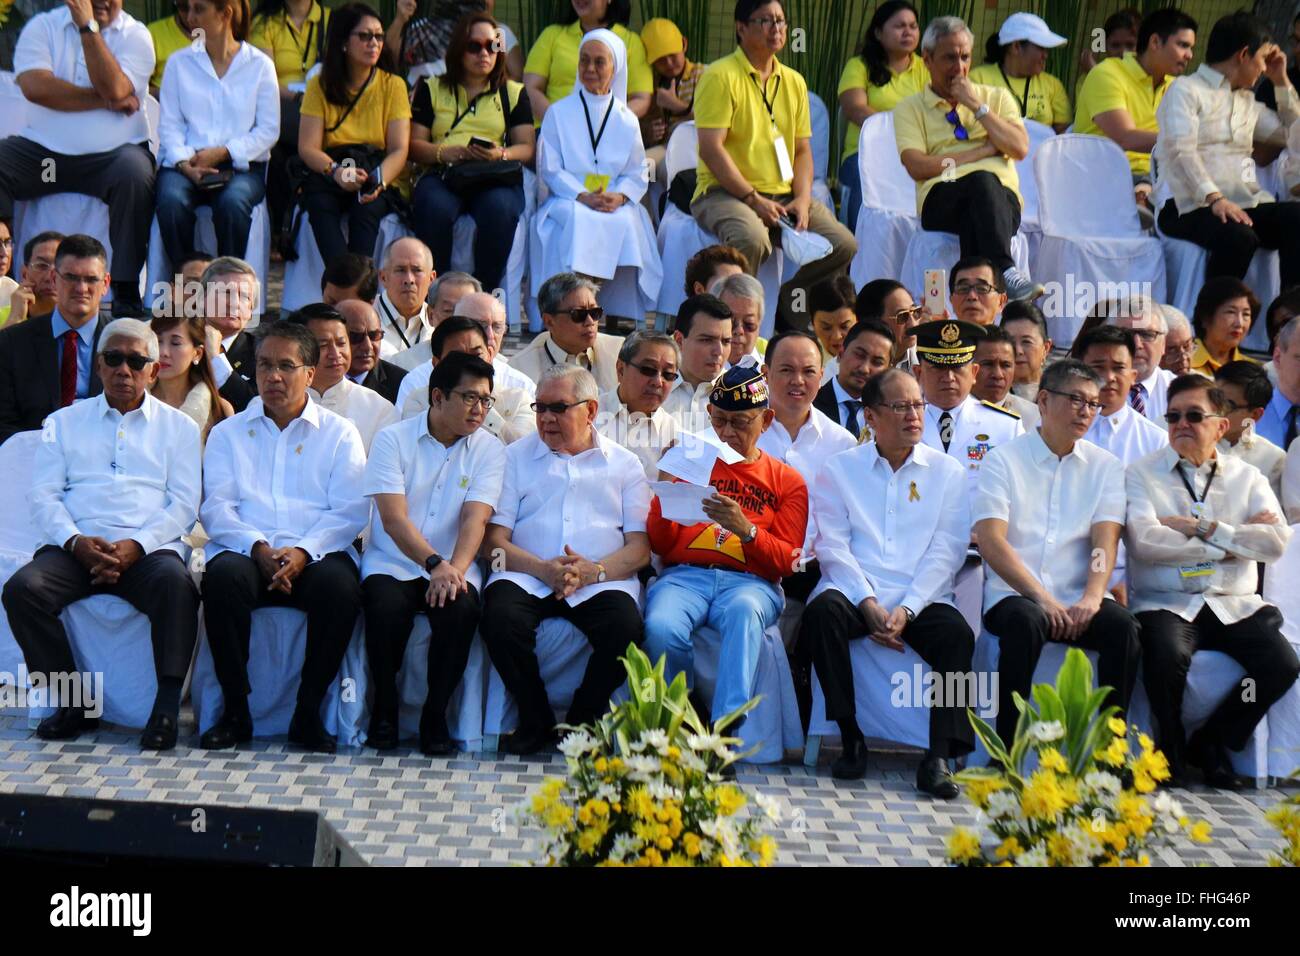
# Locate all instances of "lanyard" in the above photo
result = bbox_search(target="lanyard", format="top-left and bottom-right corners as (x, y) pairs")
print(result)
(291, 4), (318, 73)
(1177, 459), (1217, 510)
(449, 87), (492, 131)
(579, 90), (615, 167)
(750, 71), (782, 127)
(378, 297), (411, 349)
(998, 65), (1030, 119)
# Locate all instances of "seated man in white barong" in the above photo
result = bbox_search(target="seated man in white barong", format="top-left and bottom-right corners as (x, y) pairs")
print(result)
(531, 28), (663, 318)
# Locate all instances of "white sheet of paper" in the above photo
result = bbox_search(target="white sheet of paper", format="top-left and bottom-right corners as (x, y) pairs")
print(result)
(651, 481), (713, 525)
(657, 429), (744, 485)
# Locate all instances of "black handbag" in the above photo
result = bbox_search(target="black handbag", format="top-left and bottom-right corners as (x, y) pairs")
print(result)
(433, 85), (523, 193)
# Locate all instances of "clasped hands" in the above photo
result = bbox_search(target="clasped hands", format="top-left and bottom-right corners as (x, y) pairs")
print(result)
(577, 189), (627, 213)
(857, 597), (909, 651)
(70, 535), (143, 586)
(252, 540), (310, 594)
(539, 545), (604, 599)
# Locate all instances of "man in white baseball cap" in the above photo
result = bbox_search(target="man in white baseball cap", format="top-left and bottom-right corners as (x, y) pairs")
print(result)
(971, 13), (1072, 131)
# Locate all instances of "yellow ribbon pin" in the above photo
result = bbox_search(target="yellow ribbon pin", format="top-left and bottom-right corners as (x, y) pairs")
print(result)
(908, 481), (920, 502)
(295, 444), (304, 455)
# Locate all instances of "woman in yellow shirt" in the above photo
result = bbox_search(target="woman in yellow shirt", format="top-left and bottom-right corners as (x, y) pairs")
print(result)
(1190, 276), (1261, 376)
(836, 0), (928, 233)
(298, 2), (411, 266)
(969, 13), (1072, 133)
(523, 0), (653, 122)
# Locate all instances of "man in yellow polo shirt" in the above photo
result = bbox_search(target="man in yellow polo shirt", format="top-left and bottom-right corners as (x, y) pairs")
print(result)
(894, 16), (1040, 303)
(147, 0), (195, 96)
(1075, 8), (1197, 224)
(691, 0), (856, 334)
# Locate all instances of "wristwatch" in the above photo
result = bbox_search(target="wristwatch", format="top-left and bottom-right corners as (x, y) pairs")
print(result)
(80, 20), (99, 35)
(1195, 515), (1213, 538)
(424, 553), (443, 573)
(739, 523), (758, 544)
(972, 103), (990, 121)
(594, 563), (607, 584)
(902, 606), (916, 624)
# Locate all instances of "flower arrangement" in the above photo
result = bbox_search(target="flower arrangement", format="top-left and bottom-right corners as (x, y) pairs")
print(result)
(946, 647), (1212, 867)
(516, 643), (782, 867)
(1266, 772), (1300, 867)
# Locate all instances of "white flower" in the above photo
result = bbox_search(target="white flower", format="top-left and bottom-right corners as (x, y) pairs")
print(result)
(1085, 770), (1122, 794)
(986, 790), (1021, 820)
(701, 816), (741, 857)
(678, 750), (708, 773)
(686, 732), (728, 757)
(753, 791), (783, 823)
(1028, 720), (1065, 743)
(558, 729), (600, 759)
(596, 783), (619, 804)
(647, 779), (683, 801)
(639, 728), (670, 755)
(609, 833), (642, 862)
(622, 754), (663, 781)
(1016, 844), (1049, 867)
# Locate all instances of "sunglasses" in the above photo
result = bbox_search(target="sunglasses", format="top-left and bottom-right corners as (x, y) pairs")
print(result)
(352, 30), (385, 43)
(944, 108), (969, 142)
(1164, 409), (1223, 424)
(348, 329), (385, 345)
(464, 39), (498, 55)
(531, 400), (588, 415)
(557, 307), (604, 324)
(630, 363), (679, 382)
(892, 305), (924, 324)
(101, 350), (152, 371)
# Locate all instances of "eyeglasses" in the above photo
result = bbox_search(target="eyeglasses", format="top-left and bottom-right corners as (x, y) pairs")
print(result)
(0, 238), (12, 250)
(1043, 388), (1104, 413)
(1220, 398), (1245, 413)
(352, 30), (385, 43)
(27, 259), (55, 273)
(747, 16), (788, 30)
(953, 281), (997, 297)
(1164, 409), (1223, 425)
(348, 329), (385, 345)
(101, 350), (152, 371)
(1130, 329), (1163, 342)
(873, 400), (927, 416)
(464, 39), (498, 55)
(944, 108), (969, 142)
(629, 363), (679, 382)
(58, 271), (104, 287)
(1167, 339), (1196, 355)
(892, 305), (924, 325)
(556, 306), (604, 325)
(531, 400), (588, 415)
(256, 360), (310, 375)
(450, 389), (495, 410)
(709, 411), (764, 431)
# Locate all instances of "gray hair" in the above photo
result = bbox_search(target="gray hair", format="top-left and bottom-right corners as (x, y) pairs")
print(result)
(201, 256), (260, 308)
(431, 271), (482, 302)
(618, 330), (680, 365)
(538, 272), (601, 316)
(709, 273), (765, 318)
(921, 16), (973, 53)
(381, 236), (434, 271)
(1278, 315), (1300, 352)
(97, 318), (159, 362)
(453, 291), (505, 324)
(1105, 294), (1165, 332)
(1040, 357), (1102, 394)
(539, 363), (599, 403)
(1160, 304), (1190, 337)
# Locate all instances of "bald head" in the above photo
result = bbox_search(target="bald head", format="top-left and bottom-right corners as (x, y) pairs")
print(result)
(455, 292), (508, 357)
(338, 298), (383, 376)
(380, 237), (435, 319)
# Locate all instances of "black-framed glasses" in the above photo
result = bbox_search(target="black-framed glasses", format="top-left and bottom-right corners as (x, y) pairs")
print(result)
(352, 30), (384, 43)
(1130, 329), (1163, 342)
(556, 306), (604, 325)
(1220, 398), (1246, 413)
(953, 281), (996, 297)
(747, 15), (788, 29)
(1164, 409), (1223, 425)
(629, 363), (679, 382)
(1043, 388), (1103, 413)
(348, 329), (385, 345)
(531, 400), (588, 415)
(709, 410), (764, 431)
(101, 350), (151, 371)
(0, 238), (12, 249)
(450, 389), (495, 410)
(944, 108), (969, 142)
(58, 271), (104, 287)
(873, 400), (927, 416)
(892, 305), (924, 325)
(256, 360), (310, 375)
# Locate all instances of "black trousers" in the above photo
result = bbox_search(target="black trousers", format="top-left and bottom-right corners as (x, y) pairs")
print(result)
(201, 550), (361, 713)
(1159, 198), (1300, 289)
(0, 136), (155, 279)
(920, 171), (1022, 273)
(2, 545), (198, 685)
(985, 595), (1141, 745)
(479, 580), (643, 732)
(361, 574), (480, 733)
(1137, 604), (1299, 772)
(300, 185), (395, 269)
(800, 590), (976, 757)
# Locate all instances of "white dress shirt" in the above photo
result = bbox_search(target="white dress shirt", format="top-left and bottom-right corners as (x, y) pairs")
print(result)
(32, 393), (201, 556)
(157, 42), (279, 169)
(973, 430), (1127, 609)
(595, 387), (679, 479)
(1083, 401), (1168, 465)
(509, 331), (623, 394)
(921, 394), (1025, 503)
(361, 419), (506, 589)
(810, 442), (969, 613)
(376, 290), (434, 360)
(1125, 446), (1292, 623)
(309, 377), (398, 453)
(395, 364), (535, 444)
(487, 429), (651, 607)
(201, 397), (369, 564)
(1132, 366), (1174, 425)
(1284, 436), (1300, 523)
(494, 354), (536, 396)
(14, 7), (153, 154)
(1219, 421), (1287, 502)
(756, 407), (856, 557)
(659, 376), (716, 434)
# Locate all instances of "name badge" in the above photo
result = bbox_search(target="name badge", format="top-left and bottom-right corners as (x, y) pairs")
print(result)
(1189, 501), (1207, 518)
(773, 134), (794, 182)
(584, 173), (611, 194)
(1179, 561), (1215, 592)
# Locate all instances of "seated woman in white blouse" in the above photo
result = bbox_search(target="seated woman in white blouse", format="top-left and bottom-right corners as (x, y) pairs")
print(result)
(531, 28), (662, 318)
(156, 0), (280, 277)
(149, 313), (235, 443)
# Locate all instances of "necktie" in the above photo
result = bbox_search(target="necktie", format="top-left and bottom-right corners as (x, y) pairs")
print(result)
(844, 399), (862, 438)
(1285, 403), (1299, 450)
(60, 330), (78, 408)
(939, 410), (954, 452)
(1129, 383), (1146, 416)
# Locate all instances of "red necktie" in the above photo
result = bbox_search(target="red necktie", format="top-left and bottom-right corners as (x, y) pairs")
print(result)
(60, 330), (78, 408)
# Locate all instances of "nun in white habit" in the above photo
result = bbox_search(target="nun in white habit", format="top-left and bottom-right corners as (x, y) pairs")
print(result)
(530, 28), (663, 315)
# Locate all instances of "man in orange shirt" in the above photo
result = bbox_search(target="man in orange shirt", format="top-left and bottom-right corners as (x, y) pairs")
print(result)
(643, 363), (808, 724)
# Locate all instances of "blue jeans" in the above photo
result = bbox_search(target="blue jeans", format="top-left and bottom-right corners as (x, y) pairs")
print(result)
(411, 172), (524, 294)
(838, 153), (861, 235)
(155, 164), (266, 275)
(643, 565), (783, 722)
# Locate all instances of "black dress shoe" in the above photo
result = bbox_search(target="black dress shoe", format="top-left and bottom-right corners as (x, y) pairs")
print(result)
(505, 725), (556, 756)
(419, 711), (455, 756)
(109, 285), (146, 319)
(199, 711), (253, 750)
(35, 707), (98, 741)
(1189, 735), (1244, 791)
(367, 717), (399, 751)
(288, 709), (337, 754)
(140, 711), (179, 751)
(831, 736), (869, 780)
(916, 755), (960, 800)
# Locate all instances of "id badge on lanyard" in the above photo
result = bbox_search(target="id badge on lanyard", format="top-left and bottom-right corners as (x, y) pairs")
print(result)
(772, 131), (794, 181)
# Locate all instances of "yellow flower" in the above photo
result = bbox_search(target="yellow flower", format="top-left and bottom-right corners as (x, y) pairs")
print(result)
(656, 835), (674, 851)
(752, 835), (778, 866)
(642, 848), (663, 866)
(1039, 748), (1068, 773)
(715, 785), (746, 816)
(961, 775), (1007, 809)
(682, 832), (703, 858)
(946, 826), (982, 864)
(577, 823), (608, 855)
(665, 746), (681, 760)
(1190, 820), (1213, 844)
(1107, 716), (1127, 736)
(1021, 769), (1069, 821)
(665, 853), (692, 867)
(1097, 736), (1128, 768)
(994, 836), (1022, 860)
(594, 757), (608, 773)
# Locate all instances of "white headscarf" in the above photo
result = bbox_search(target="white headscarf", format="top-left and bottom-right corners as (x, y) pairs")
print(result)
(573, 27), (628, 105)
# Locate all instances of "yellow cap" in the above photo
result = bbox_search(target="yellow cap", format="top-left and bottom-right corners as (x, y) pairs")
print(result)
(641, 18), (685, 65)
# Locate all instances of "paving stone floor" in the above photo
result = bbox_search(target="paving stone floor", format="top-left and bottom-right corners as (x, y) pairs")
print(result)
(0, 710), (1289, 867)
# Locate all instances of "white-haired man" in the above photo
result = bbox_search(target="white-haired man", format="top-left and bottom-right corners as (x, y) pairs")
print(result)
(511, 273), (623, 393)
(1105, 296), (1175, 425)
(712, 272), (765, 368)
(204, 256), (262, 413)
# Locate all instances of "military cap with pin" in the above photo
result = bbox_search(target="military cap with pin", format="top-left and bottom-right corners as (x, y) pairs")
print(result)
(912, 319), (987, 366)
(709, 359), (769, 410)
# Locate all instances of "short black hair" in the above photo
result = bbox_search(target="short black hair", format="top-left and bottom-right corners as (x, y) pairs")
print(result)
(1192, 275), (1259, 340)
(563, 0), (630, 25)
(854, 278), (908, 323)
(1265, 285), (1300, 350)
(808, 274), (857, 315)
(735, 0), (781, 26)
(289, 302), (347, 330)
(950, 256), (1003, 293)
(842, 317), (895, 352)
(1167, 372), (1226, 414)
(429, 350), (494, 403)
(1205, 11), (1270, 63)
(54, 234), (107, 268)
(1000, 300), (1050, 342)
(1040, 357), (1103, 394)
(1214, 359), (1273, 410)
(24, 230), (64, 263)
(1138, 8), (1198, 56)
(256, 320), (320, 368)
(430, 315), (487, 359)
(674, 293), (733, 338)
(861, 367), (913, 408)
(684, 244), (749, 297)
(178, 249), (215, 271)
(321, 252), (379, 303)
(1072, 323), (1136, 361)
(763, 329), (821, 366)
(975, 324), (1014, 349)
